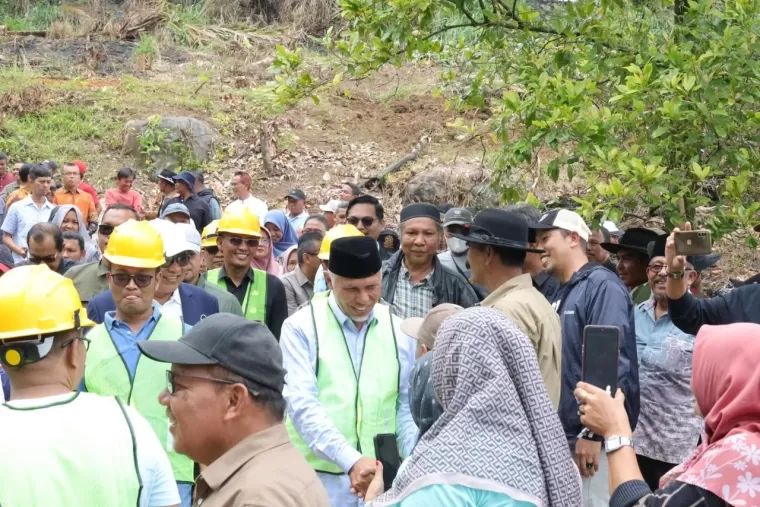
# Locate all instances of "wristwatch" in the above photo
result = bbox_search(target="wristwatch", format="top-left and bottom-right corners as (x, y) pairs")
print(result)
(604, 435), (634, 454)
(668, 271), (685, 279)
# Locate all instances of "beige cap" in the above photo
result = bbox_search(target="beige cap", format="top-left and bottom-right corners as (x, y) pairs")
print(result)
(400, 303), (463, 350)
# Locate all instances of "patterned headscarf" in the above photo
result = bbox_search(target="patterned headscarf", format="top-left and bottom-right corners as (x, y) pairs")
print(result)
(373, 308), (581, 506)
(48, 204), (99, 262)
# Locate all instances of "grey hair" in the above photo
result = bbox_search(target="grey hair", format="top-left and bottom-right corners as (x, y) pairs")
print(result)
(503, 203), (541, 223)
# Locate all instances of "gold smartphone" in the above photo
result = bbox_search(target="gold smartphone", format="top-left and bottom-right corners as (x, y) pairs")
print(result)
(674, 230), (712, 255)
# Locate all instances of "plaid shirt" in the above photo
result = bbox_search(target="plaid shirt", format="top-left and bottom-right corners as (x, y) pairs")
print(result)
(391, 262), (436, 319)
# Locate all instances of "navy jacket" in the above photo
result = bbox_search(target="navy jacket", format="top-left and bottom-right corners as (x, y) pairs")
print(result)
(87, 283), (220, 326)
(549, 263), (640, 449)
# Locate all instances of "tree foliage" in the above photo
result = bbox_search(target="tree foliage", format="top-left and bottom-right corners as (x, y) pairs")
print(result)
(273, 0), (760, 239)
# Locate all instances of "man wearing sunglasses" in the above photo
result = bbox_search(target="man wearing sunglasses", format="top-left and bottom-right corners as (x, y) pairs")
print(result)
(83, 219), (196, 507)
(0, 265), (180, 507)
(345, 195), (390, 260)
(86, 221), (221, 326)
(206, 208), (288, 339)
(200, 219), (224, 272)
(14, 222), (76, 275)
(65, 203), (138, 306)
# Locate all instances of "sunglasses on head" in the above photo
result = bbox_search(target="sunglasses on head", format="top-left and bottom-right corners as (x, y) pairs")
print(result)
(29, 254), (57, 265)
(98, 224), (115, 236)
(347, 216), (377, 227)
(163, 251), (194, 268)
(225, 236), (259, 248)
(109, 272), (154, 288)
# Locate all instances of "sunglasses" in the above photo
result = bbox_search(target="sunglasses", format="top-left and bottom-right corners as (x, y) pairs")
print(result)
(29, 254), (57, 265)
(98, 224), (115, 236)
(109, 272), (154, 288)
(163, 251), (194, 268)
(166, 370), (236, 395)
(347, 216), (377, 227)
(205, 246), (219, 255)
(225, 236), (259, 248)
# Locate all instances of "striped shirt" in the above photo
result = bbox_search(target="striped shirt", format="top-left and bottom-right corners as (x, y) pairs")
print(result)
(391, 262), (436, 319)
(1, 196), (55, 263)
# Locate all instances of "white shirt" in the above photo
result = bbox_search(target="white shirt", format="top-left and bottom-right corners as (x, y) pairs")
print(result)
(157, 289), (183, 321)
(4, 393), (180, 507)
(226, 195), (268, 223)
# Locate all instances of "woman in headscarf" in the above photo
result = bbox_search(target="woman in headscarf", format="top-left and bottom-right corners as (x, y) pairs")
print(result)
(251, 227), (282, 277)
(366, 308), (581, 507)
(264, 209), (298, 258)
(48, 204), (99, 263)
(575, 322), (760, 506)
(280, 244), (298, 274)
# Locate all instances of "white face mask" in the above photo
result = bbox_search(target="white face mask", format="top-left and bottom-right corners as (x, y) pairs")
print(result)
(447, 237), (469, 255)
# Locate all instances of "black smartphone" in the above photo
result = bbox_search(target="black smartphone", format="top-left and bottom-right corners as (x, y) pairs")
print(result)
(373, 433), (401, 491)
(581, 325), (620, 393)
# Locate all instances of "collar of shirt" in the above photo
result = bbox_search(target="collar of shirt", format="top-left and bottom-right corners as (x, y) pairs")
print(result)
(481, 273), (534, 306)
(199, 424), (291, 491)
(287, 210), (308, 219)
(328, 291), (377, 328)
(58, 187), (81, 195)
(399, 258), (434, 284)
(97, 259), (109, 277)
(219, 266), (254, 283)
(639, 297), (667, 320)
(104, 301), (162, 332)
(20, 195), (54, 210)
(293, 266), (312, 288)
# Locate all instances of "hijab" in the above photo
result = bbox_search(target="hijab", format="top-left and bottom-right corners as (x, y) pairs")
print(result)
(251, 227), (282, 276)
(48, 205), (99, 263)
(409, 351), (443, 440)
(279, 244), (298, 273)
(264, 210), (298, 257)
(661, 323), (760, 503)
(373, 308), (581, 506)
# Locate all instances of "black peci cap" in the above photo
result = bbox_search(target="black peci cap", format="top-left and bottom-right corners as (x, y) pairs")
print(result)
(400, 203), (441, 224)
(328, 236), (381, 279)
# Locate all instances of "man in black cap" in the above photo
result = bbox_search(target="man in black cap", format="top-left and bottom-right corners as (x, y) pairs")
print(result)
(454, 208), (562, 407)
(138, 314), (329, 507)
(601, 227), (660, 304)
(286, 188), (309, 233)
(154, 169), (177, 219)
(162, 171), (211, 234)
(380, 202), (479, 319)
(280, 236), (417, 506)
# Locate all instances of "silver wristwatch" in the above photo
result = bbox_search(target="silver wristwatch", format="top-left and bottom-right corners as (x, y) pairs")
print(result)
(604, 436), (634, 454)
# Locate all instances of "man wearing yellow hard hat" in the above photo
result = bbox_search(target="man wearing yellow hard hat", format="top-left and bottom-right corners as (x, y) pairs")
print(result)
(82, 219), (195, 507)
(312, 223), (364, 294)
(206, 207), (288, 339)
(200, 219), (223, 272)
(0, 265), (180, 507)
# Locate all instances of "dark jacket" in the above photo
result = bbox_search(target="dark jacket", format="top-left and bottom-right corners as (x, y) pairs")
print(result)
(164, 194), (212, 233)
(534, 270), (560, 301)
(87, 283), (220, 325)
(197, 188), (222, 221)
(668, 284), (760, 335)
(380, 250), (480, 310)
(549, 262), (639, 449)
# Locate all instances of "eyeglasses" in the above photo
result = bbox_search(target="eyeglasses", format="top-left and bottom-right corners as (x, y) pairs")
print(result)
(648, 263), (693, 274)
(163, 251), (194, 268)
(347, 216), (377, 227)
(259, 239), (271, 247)
(224, 236), (259, 248)
(205, 246), (219, 255)
(166, 370), (237, 395)
(29, 254), (58, 265)
(109, 272), (155, 288)
(98, 224), (115, 236)
(61, 335), (91, 351)
(303, 228), (325, 235)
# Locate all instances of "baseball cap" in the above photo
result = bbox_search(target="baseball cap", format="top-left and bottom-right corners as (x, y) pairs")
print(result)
(443, 208), (473, 227)
(319, 199), (341, 214)
(72, 160), (87, 175)
(160, 203), (191, 220)
(138, 314), (286, 393)
(157, 169), (176, 184)
(401, 304), (463, 350)
(286, 189), (306, 201)
(162, 223), (201, 257)
(529, 209), (591, 242)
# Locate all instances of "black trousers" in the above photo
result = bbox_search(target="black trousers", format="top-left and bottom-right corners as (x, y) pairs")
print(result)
(637, 454), (677, 491)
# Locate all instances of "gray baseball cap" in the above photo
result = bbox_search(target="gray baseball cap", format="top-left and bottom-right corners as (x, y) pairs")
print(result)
(443, 208), (473, 227)
(137, 314), (286, 393)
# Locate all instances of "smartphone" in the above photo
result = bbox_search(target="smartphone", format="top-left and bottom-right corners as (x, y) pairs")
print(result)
(674, 230), (712, 256)
(582, 325), (620, 393)
(373, 433), (401, 491)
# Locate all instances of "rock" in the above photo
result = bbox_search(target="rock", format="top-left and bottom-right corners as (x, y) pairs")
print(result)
(404, 163), (499, 209)
(123, 116), (220, 172)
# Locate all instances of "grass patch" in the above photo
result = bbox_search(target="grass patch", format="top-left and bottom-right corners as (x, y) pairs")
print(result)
(0, 2), (62, 31)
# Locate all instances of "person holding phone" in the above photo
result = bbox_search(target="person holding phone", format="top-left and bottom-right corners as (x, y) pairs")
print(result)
(666, 223), (760, 333)
(530, 209), (639, 507)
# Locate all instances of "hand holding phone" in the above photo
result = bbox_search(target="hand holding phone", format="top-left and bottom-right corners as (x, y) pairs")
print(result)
(674, 229), (712, 256)
(581, 325), (620, 393)
(373, 434), (401, 492)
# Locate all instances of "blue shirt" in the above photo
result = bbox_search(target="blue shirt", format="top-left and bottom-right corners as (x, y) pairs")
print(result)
(314, 264), (328, 293)
(382, 483), (537, 507)
(288, 211), (309, 232)
(1, 196), (55, 263)
(280, 293), (417, 507)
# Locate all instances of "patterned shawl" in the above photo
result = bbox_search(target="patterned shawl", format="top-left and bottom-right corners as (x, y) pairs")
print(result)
(373, 307), (581, 506)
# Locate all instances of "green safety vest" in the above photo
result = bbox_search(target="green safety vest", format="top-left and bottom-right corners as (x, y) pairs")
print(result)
(84, 315), (195, 483)
(206, 268), (267, 321)
(286, 296), (400, 474)
(0, 392), (140, 506)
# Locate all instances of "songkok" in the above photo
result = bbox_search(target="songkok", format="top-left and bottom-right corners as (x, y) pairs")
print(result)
(400, 203), (441, 224)
(328, 236), (381, 279)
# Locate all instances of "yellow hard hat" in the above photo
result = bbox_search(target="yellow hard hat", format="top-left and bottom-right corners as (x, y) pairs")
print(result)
(0, 265), (95, 343)
(103, 219), (165, 269)
(201, 220), (219, 248)
(318, 224), (364, 260)
(217, 208), (262, 237)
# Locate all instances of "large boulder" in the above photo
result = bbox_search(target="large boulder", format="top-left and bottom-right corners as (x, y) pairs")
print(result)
(404, 163), (500, 208)
(123, 116), (220, 172)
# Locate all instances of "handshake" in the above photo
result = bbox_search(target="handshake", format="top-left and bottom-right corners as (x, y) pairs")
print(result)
(349, 457), (385, 501)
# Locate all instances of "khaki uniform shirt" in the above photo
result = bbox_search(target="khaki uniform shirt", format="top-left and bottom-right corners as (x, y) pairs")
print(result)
(194, 424), (329, 507)
(481, 273), (562, 407)
(64, 259), (109, 305)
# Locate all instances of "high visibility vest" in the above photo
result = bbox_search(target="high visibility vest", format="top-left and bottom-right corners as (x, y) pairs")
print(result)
(0, 392), (140, 506)
(206, 268), (267, 321)
(286, 297), (401, 474)
(84, 315), (195, 483)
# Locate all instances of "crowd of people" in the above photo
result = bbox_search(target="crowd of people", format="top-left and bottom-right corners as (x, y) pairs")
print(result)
(0, 151), (759, 507)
